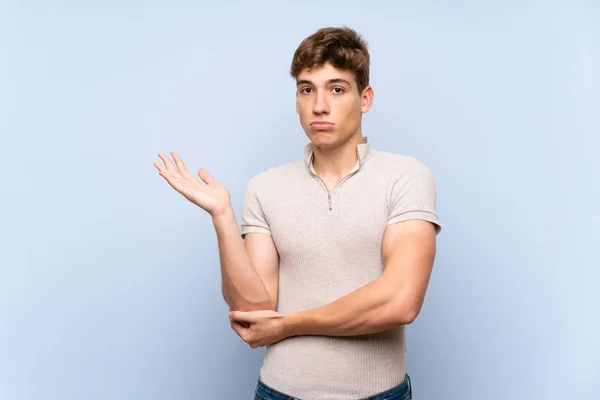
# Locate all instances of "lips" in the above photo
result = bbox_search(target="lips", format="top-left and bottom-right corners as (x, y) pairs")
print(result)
(310, 121), (334, 130)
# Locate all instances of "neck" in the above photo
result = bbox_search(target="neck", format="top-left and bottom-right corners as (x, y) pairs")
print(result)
(312, 131), (366, 179)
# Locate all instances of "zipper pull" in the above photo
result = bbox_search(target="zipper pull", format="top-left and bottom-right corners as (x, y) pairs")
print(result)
(328, 194), (332, 211)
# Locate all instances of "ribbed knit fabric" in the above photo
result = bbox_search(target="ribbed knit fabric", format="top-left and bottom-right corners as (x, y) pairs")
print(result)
(240, 138), (441, 400)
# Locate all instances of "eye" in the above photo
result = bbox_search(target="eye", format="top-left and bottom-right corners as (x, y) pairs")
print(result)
(300, 87), (313, 94)
(332, 87), (345, 94)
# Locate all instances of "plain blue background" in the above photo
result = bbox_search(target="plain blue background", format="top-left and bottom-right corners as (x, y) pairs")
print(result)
(1, 1), (598, 399)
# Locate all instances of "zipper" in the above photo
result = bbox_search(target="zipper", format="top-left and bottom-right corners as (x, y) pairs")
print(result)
(313, 168), (360, 211)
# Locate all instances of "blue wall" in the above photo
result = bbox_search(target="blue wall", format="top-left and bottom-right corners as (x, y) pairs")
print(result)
(1, 1), (598, 399)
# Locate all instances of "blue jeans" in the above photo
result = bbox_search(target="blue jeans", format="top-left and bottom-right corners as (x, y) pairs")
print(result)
(254, 374), (412, 400)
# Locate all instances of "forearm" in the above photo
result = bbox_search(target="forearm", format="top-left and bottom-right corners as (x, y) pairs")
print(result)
(213, 207), (272, 311)
(284, 276), (415, 337)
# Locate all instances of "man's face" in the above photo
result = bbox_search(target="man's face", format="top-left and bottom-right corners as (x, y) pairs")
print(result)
(296, 62), (373, 149)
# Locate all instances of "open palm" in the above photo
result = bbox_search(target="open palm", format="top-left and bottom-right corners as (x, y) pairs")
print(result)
(153, 152), (231, 217)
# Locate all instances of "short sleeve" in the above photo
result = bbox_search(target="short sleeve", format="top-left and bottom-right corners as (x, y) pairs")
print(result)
(240, 177), (271, 238)
(387, 159), (442, 235)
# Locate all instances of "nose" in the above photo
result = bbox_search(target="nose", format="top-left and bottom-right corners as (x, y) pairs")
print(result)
(313, 91), (330, 115)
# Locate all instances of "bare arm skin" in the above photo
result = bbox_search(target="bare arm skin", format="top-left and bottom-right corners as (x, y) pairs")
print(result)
(153, 152), (279, 312)
(229, 219), (437, 348)
(214, 211), (279, 311)
(284, 219), (436, 336)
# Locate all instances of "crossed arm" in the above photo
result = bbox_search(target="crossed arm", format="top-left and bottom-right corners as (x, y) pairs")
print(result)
(227, 218), (438, 348)
(151, 151), (436, 347)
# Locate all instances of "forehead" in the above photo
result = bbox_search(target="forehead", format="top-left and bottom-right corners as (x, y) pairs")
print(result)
(297, 62), (355, 85)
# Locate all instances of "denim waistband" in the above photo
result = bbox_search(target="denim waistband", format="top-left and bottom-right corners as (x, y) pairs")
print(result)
(255, 374), (411, 400)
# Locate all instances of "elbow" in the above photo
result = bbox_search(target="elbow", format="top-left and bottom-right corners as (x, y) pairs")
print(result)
(388, 301), (421, 326)
(222, 285), (276, 311)
(397, 308), (420, 325)
(252, 299), (277, 312)
(229, 298), (276, 312)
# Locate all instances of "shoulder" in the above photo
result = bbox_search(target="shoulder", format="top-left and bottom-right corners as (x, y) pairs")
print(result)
(244, 159), (306, 197)
(370, 150), (434, 177)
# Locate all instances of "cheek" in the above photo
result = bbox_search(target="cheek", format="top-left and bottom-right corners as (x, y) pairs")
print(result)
(339, 101), (362, 122)
(297, 103), (311, 122)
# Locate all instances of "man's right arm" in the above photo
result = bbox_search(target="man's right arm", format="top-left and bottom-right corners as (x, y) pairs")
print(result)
(152, 152), (278, 312)
(213, 207), (279, 312)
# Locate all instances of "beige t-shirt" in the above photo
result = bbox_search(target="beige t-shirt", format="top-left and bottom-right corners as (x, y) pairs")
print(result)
(241, 138), (441, 400)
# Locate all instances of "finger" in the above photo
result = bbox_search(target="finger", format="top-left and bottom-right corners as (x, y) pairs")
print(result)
(229, 314), (250, 328)
(230, 321), (250, 341)
(171, 152), (192, 176)
(229, 311), (247, 322)
(158, 152), (178, 174)
(198, 168), (215, 185)
(153, 159), (183, 189)
(156, 169), (182, 190)
(229, 316), (249, 329)
(153, 161), (167, 174)
(230, 321), (243, 337)
(231, 320), (249, 330)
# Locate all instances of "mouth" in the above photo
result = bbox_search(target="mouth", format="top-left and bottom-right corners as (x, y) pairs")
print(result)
(310, 121), (334, 131)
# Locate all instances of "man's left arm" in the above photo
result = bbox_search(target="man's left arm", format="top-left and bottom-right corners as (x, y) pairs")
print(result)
(284, 218), (437, 337)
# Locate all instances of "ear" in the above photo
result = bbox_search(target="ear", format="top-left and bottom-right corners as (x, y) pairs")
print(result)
(361, 85), (374, 113)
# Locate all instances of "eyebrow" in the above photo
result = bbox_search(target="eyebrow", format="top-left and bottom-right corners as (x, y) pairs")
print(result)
(296, 78), (352, 87)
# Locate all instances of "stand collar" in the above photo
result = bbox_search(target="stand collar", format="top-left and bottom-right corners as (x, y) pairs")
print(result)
(303, 136), (373, 174)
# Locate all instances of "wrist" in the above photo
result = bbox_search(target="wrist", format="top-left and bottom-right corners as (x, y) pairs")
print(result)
(281, 312), (305, 338)
(211, 204), (235, 224)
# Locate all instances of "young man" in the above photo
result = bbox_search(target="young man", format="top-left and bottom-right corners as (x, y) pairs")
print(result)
(154, 27), (441, 400)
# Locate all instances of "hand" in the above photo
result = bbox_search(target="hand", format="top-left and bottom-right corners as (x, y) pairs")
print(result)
(228, 310), (289, 348)
(153, 152), (231, 217)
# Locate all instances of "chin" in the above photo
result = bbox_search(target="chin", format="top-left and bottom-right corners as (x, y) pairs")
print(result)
(306, 131), (336, 146)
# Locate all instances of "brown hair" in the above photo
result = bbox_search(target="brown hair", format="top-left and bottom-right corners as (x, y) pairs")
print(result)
(290, 26), (370, 93)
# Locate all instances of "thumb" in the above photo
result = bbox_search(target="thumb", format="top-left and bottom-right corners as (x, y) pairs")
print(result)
(229, 311), (253, 323)
(198, 168), (215, 184)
